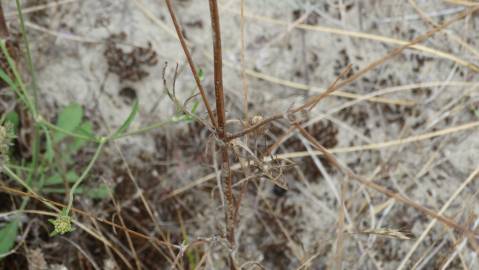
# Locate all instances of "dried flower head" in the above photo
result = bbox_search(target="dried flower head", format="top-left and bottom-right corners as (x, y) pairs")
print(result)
(248, 114), (266, 137)
(0, 122), (14, 166)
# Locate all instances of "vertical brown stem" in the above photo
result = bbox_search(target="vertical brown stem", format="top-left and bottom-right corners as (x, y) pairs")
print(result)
(0, 2), (9, 38)
(208, 0), (225, 134)
(164, 0), (217, 128)
(208, 0), (235, 252)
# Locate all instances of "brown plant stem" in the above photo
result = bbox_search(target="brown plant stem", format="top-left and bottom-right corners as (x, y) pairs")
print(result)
(208, 0), (236, 259)
(164, 0), (217, 128)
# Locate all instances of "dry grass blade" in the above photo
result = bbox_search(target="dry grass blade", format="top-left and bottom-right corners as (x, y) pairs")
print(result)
(222, 6), (479, 72)
(283, 120), (479, 158)
(161, 120), (479, 199)
(334, 183), (346, 270)
(294, 123), (479, 252)
(72, 221), (133, 269)
(325, 5), (479, 93)
(60, 237), (102, 270)
(4, 1), (478, 267)
(219, 56), (414, 106)
(5, 0), (78, 18)
(1, 208), (134, 269)
(355, 228), (415, 240)
(409, 0), (479, 59)
(445, 0), (479, 6)
(106, 182), (142, 270)
(228, 6), (478, 142)
(295, 64), (353, 113)
(397, 165), (479, 270)
(0, 185), (176, 249)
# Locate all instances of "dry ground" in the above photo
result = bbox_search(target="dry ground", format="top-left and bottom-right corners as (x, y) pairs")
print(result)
(1, 0), (479, 269)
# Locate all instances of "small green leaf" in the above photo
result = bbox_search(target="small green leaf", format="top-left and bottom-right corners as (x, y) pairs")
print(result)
(190, 100), (199, 114)
(44, 127), (54, 162)
(197, 68), (205, 81)
(70, 121), (94, 153)
(172, 115), (187, 123)
(113, 99), (139, 137)
(4, 111), (19, 132)
(43, 184), (110, 199)
(54, 103), (83, 143)
(44, 171), (79, 186)
(0, 67), (15, 90)
(0, 220), (19, 257)
(86, 184), (110, 199)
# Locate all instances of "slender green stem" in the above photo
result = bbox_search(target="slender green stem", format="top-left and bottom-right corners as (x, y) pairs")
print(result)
(66, 138), (106, 214)
(0, 41), (36, 116)
(6, 164), (35, 172)
(38, 118), (99, 142)
(3, 166), (36, 196)
(14, 0), (42, 184)
(2, 165), (58, 212)
(108, 119), (174, 140)
(26, 125), (39, 181)
(41, 116), (175, 142)
(15, 0), (38, 109)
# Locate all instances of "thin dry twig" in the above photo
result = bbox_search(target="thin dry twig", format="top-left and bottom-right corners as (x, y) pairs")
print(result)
(208, 3), (237, 270)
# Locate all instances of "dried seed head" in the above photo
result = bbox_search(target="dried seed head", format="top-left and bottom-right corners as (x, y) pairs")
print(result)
(249, 114), (265, 137)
